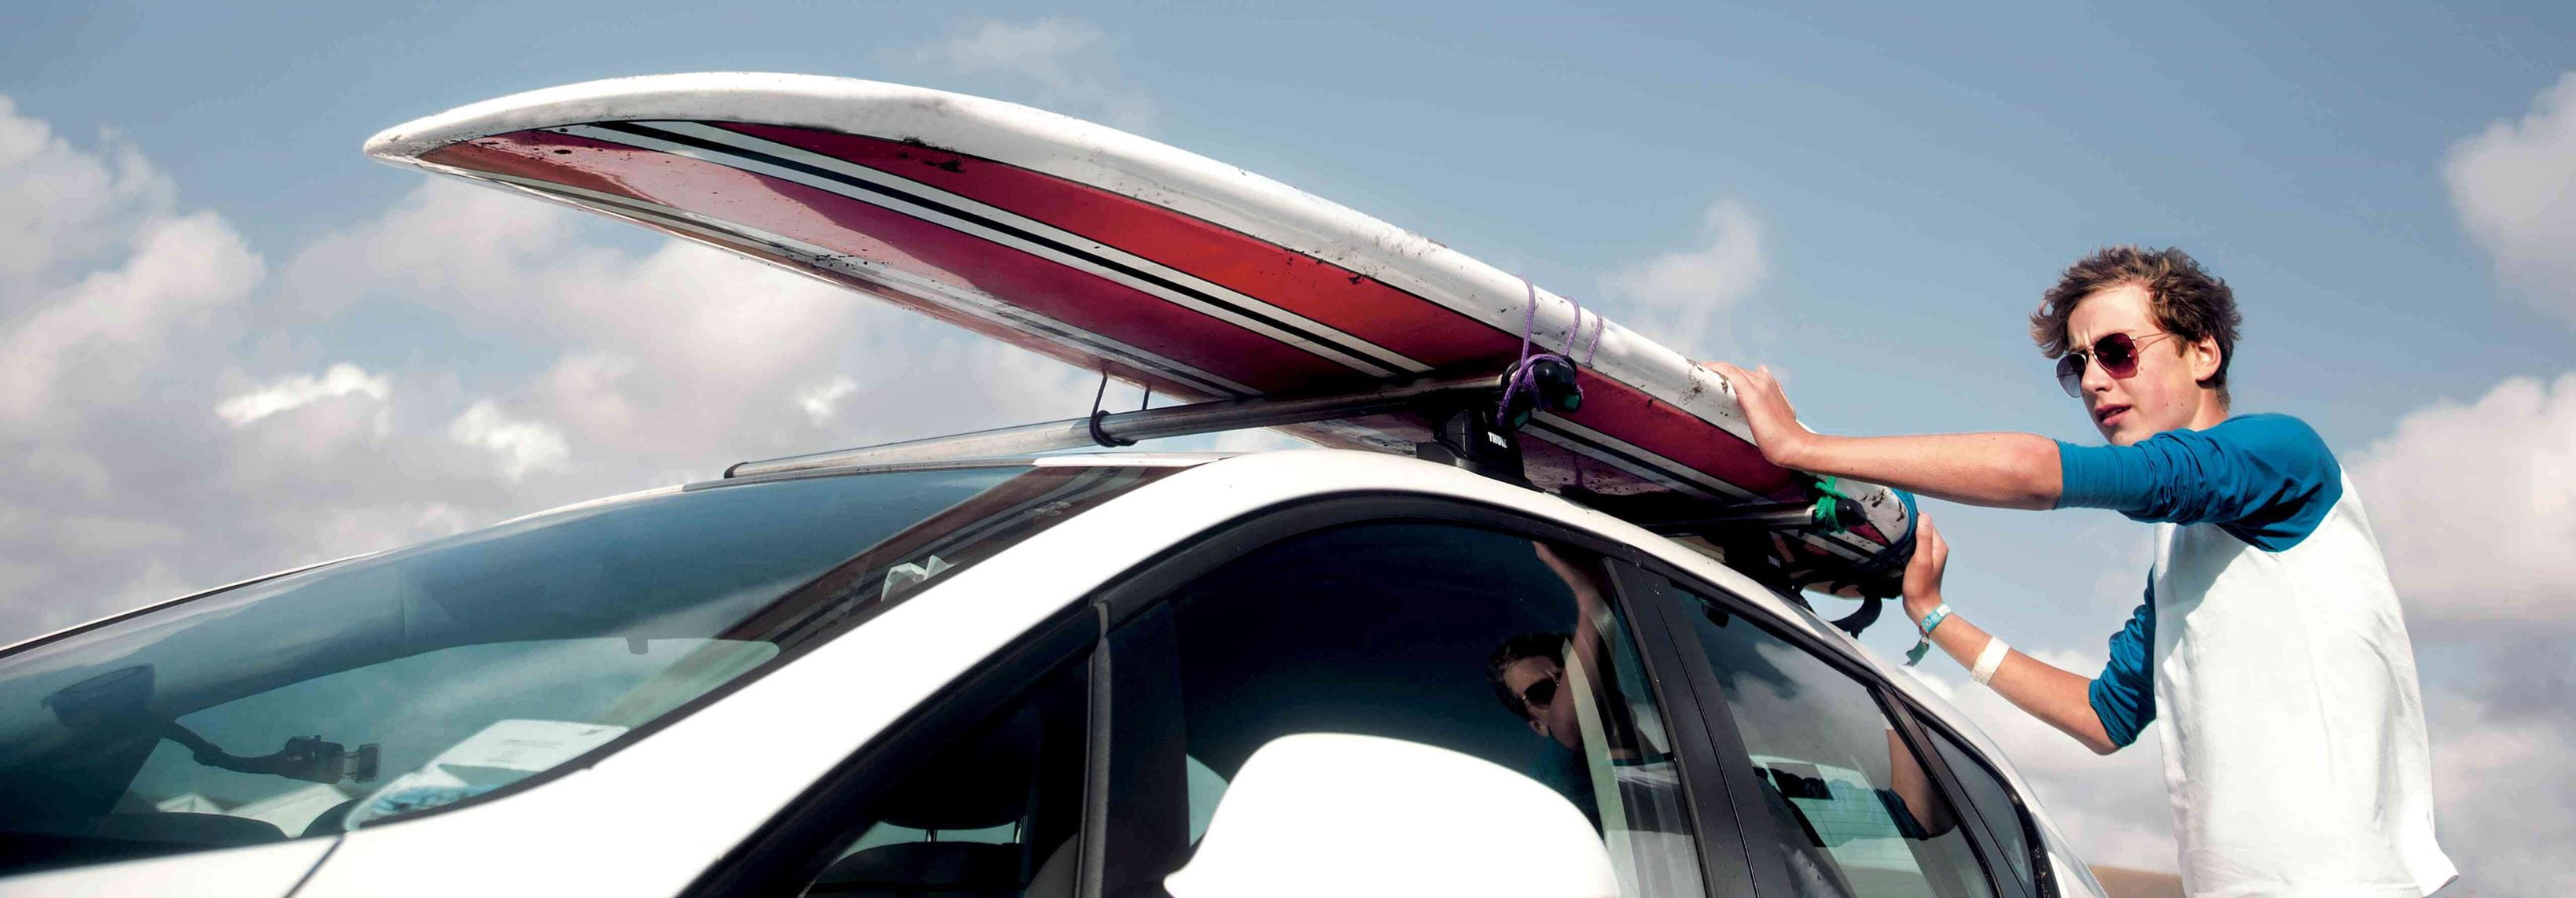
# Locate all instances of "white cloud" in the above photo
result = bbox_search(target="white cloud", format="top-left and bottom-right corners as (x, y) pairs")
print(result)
(797, 375), (860, 426)
(0, 94), (176, 287)
(1599, 199), (1765, 355)
(216, 363), (392, 426)
(902, 18), (1158, 134)
(0, 211), (263, 425)
(2350, 372), (2576, 634)
(2445, 72), (2576, 327)
(2421, 672), (2576, 896)
(448, 400), (571, 481)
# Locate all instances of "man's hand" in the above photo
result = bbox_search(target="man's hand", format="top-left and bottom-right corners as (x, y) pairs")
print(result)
(1697, 360), (1814, 469)
(1901, 515), (1949, 624)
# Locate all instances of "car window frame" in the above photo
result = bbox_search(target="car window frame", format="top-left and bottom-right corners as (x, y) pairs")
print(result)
(1617, 563), (2025, 898)
(1084, 492), (1761, 897)
(1888, 700), (2058, 898)
(680, 596), (1102, 897)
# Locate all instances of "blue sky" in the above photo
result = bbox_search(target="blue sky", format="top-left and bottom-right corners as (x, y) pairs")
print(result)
(5, 2), (2573, 890)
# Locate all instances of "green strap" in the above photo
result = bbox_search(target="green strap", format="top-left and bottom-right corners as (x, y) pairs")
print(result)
(1812, 475), (1860, 534)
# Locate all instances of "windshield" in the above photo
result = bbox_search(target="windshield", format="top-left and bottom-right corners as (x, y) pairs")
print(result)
(0, 464), (1168, 874)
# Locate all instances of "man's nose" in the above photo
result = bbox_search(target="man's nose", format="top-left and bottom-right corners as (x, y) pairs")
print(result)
(2081, 357), (2116, 396)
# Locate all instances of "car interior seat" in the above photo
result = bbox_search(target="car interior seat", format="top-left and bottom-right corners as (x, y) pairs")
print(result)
(805, 707), (1043, 897)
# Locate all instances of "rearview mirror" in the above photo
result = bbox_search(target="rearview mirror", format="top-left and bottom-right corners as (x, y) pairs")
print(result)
(1164, 733), (1616, 898)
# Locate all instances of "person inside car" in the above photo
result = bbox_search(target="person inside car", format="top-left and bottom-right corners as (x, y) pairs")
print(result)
(1487, 543), (1954, 838)
(1699, 245), (2454, 896)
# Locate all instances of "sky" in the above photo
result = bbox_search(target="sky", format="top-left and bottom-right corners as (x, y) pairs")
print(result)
(3, 0), (2572, 891)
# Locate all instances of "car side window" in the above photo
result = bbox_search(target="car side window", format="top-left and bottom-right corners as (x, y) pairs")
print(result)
(1154, 522), (1704, 896)
(795, 658), (1088, 898)
(1674, 587), (1994, 898)
(1923, 727), (2039, 896)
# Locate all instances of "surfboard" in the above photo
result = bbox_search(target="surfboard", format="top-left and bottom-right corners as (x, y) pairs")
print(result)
(363, 73), (1914, 596)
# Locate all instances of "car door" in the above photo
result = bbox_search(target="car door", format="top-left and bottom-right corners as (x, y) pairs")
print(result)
(1080, 495), (1758, 897)
(1617, 566), (2048, 898)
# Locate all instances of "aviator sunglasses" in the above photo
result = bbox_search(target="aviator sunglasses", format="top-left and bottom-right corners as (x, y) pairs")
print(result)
(2055, 332), (2180, 398)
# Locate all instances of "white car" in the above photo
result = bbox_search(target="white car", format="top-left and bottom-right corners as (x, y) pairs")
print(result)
(0, 447), (2109, 897)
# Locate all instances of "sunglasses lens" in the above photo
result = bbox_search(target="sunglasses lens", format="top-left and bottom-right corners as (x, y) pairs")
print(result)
(2055, 355), (2085, 398)
(2096, 333), (2140, 376)
(1522, 679), (1558, 709)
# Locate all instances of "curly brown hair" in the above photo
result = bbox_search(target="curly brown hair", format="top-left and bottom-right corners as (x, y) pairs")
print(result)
(2030, 246), (2242, 403)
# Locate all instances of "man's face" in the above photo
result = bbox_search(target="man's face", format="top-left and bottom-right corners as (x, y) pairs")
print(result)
(1501, 656), (1581, 750)
(2064, 283), (2221, 445)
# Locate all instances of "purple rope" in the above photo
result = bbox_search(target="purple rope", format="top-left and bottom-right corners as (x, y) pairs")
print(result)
(1496, 276), (1588, 418)
(1583, 309), (1605, 367)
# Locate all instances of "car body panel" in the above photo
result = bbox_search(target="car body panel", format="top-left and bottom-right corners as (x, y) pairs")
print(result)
(13, 449), (2105, 896)
(0, 837), (333, 898)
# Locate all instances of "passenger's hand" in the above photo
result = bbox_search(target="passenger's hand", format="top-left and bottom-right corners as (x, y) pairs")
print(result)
(1697, 360), (1812, 469)
(1533, 543), (1604, 610)
(1902, 516), (1948, 622)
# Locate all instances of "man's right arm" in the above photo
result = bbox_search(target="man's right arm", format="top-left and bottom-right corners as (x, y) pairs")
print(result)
(1698, 360), (2066, 510)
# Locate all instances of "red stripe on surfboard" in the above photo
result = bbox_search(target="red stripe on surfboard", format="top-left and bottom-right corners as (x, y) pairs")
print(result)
(426, 131), (1358, 394)
(429, 131), (644, 197)
(427, 138), (1224, 401)
(715, 123), (1523, 368)
(1552, 377), (1800, 499)
(423, 129), (1816, 511)
(708, 123), (1802, 497)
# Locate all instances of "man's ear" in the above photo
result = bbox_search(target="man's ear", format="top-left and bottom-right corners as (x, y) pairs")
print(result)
(2187, 335), (2224, 386)
(1527, 717), (1548, 737)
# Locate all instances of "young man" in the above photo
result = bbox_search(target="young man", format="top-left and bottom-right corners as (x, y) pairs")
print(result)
(1702, 247), (2454, 896)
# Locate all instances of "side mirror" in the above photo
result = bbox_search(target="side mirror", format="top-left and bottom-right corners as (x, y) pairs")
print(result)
(1164, 733), (1616, 898)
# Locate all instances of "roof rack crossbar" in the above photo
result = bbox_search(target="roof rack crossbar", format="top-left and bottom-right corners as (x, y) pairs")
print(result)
(724, 370), (1514, 480)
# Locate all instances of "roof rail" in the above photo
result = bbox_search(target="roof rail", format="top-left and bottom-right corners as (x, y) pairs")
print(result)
(726, 366), (1555, 480)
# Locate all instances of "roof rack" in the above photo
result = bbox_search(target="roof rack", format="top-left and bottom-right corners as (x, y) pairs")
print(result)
(725, 358), (1867, 538)
(727, 359), (1905, 635)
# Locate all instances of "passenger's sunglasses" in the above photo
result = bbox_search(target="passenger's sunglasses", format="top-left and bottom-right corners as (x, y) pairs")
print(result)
(1519, 672), (1562, 711)
(2055, 332), (2180, 398)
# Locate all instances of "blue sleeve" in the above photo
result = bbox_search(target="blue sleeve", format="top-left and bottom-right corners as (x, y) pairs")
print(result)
(2088, 586), (2157, 750)
(2052, 413), (2343, 550)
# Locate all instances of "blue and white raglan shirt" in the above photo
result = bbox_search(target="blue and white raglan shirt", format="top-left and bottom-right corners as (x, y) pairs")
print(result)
(2058, 414), (2456, 897)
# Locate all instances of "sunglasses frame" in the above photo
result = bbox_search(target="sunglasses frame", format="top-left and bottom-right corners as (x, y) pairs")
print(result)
(2056, 331), (2180, 398)
(1518, 668), (1562, 712)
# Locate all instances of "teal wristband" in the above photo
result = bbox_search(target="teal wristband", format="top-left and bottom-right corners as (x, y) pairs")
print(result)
(1903, 603), (1952, 668)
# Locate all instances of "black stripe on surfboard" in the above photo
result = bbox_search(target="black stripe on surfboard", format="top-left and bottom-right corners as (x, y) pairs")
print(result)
(580, 121), (1409, 381)
(645, 120), (1431, 378)
(477, 173), (1250, 401)
(521, 123), (1889, 561)
(602, 119), (1856, 551)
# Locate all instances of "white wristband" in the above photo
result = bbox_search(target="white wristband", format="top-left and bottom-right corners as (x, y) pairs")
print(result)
(1971, 638), (2011, 686)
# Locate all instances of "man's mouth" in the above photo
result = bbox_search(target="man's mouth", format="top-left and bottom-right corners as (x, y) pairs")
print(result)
(2094, 403), (2132, 426)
